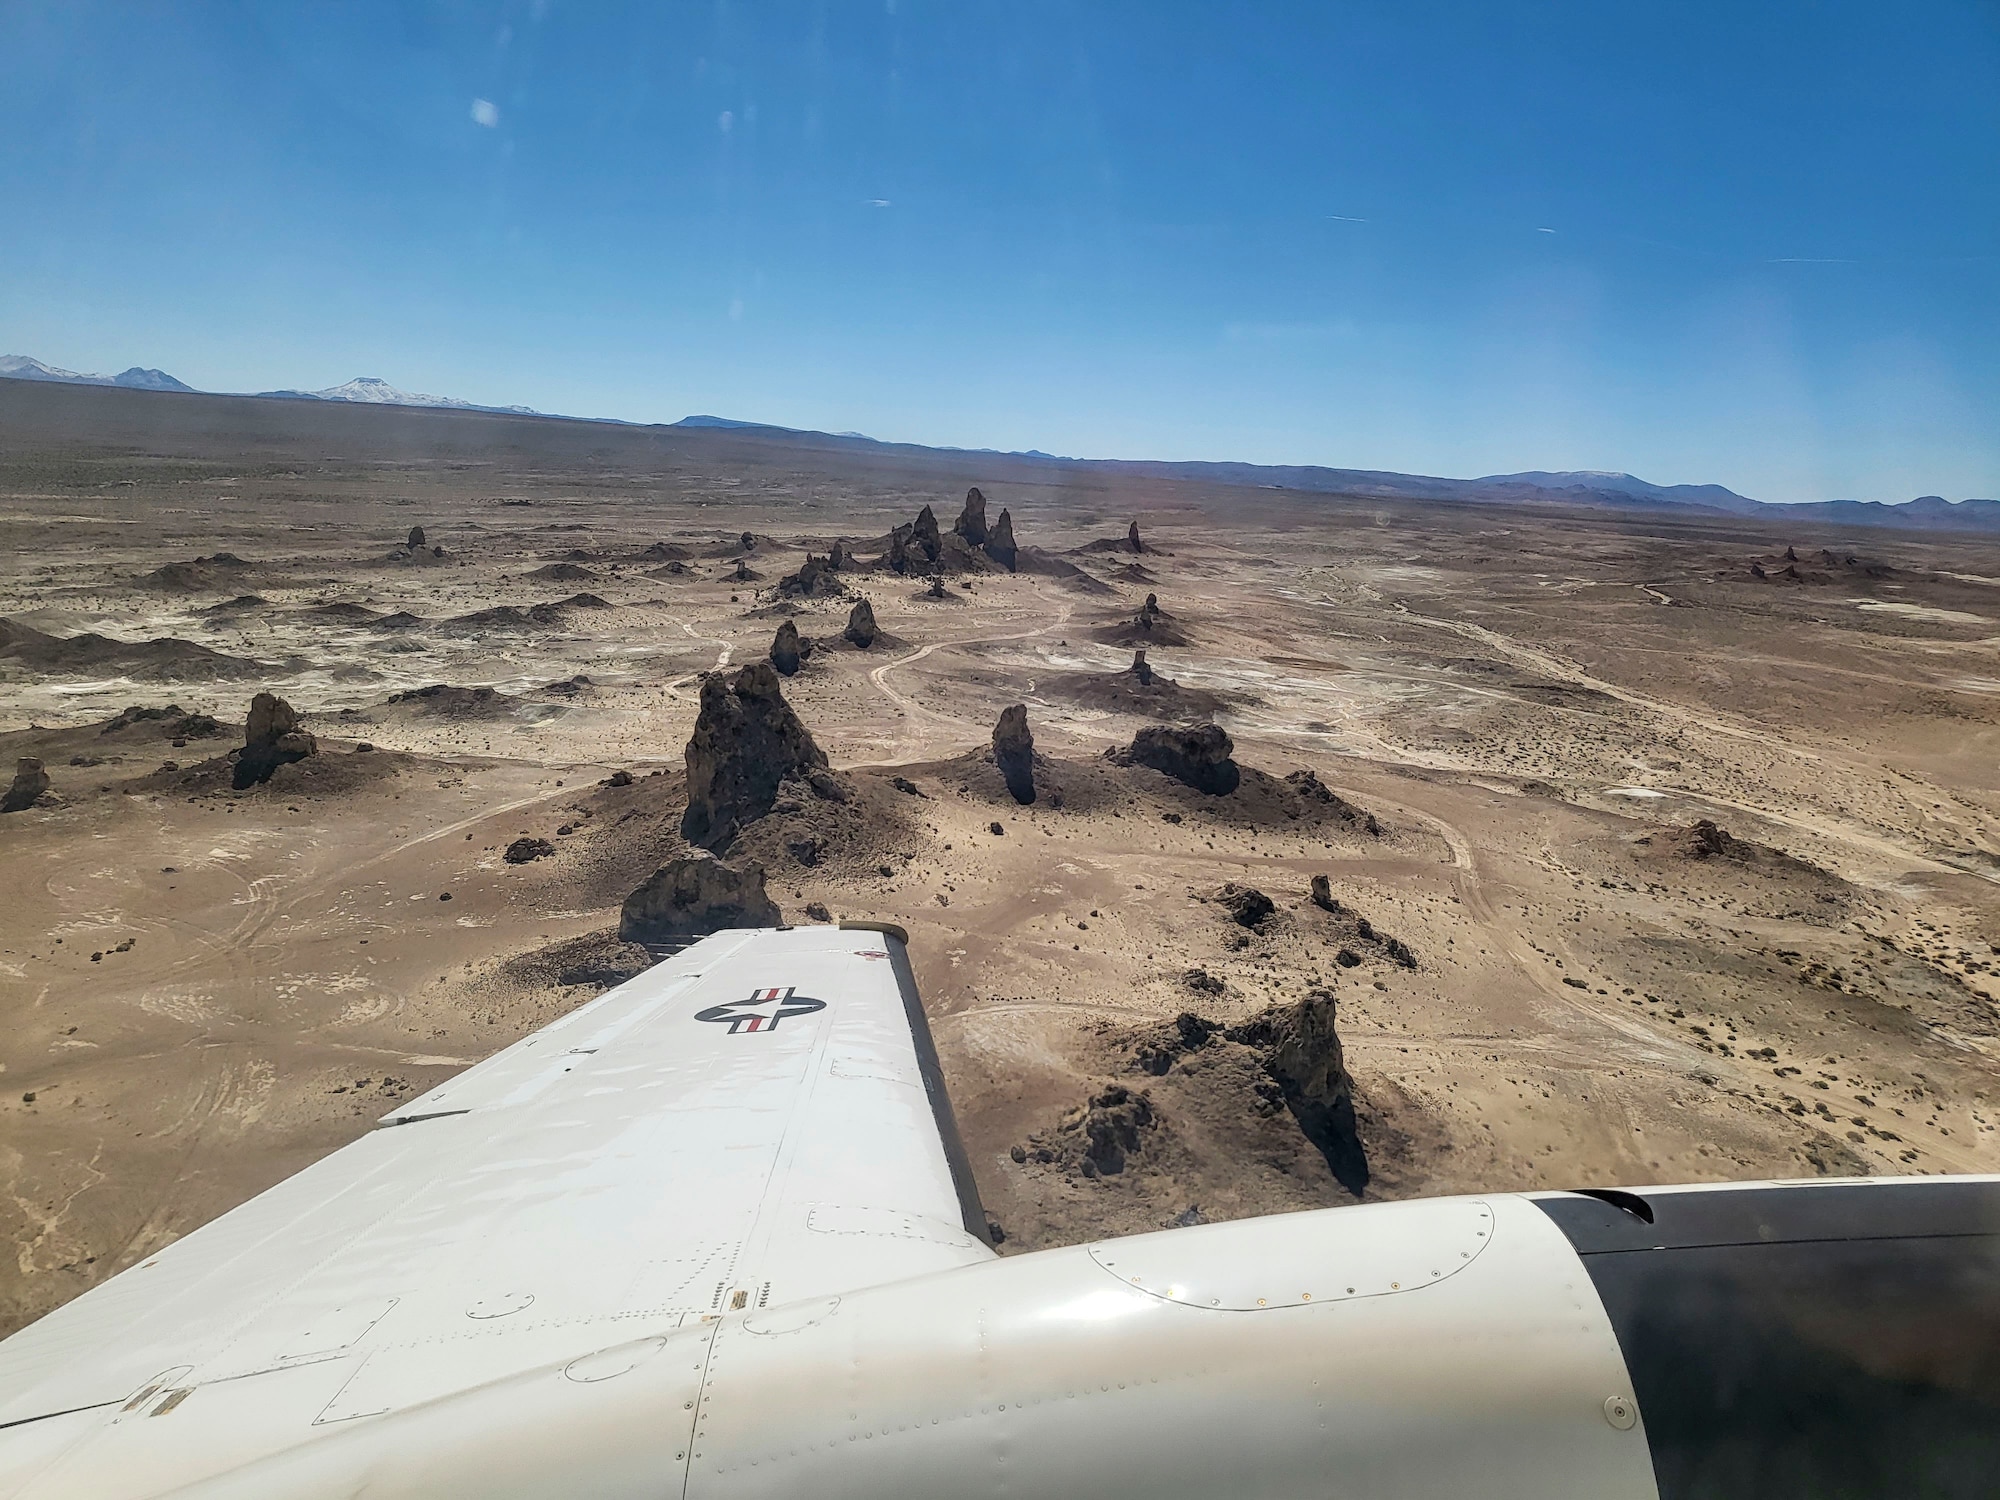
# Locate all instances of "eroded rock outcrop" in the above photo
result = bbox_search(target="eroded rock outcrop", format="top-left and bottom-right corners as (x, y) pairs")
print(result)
(681, 662), (829, 847)
(993, 704), (1036, 805)
(618, 855), (780, 945)
(778, 553), (845, 598)
(985, 508), (1018, 571)
(1128, 521), (1143, 553)
(1131, 649), (1154, 685)
(1230, 990), (1367, 1193)
(770, 619), (805, 676)
(234, 692), (317, 789)
(1120, 722), (1240, 795)
(2, 758), (51, 813)
(955, 487), (989, 545)
(912, 505), (942, 566)
(844, 598), (878, 648)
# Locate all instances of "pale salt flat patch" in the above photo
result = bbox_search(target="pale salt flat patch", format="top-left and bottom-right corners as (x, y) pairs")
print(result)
(403, 1054), (473, 1067)
(1606, 786), (1668, 799)
(1951, 678), (2000, 695)
(46, 678), (135, 696)
(1942, 573), (2000, 588)
(1851, 599), (1990, 625)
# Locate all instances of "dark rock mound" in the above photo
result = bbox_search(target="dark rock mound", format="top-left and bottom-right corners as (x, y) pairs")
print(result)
(1043, 650), (1228, 720)
(993, 704), (1036, 805)
(682, 662), (829, 848)
(370, 611), (425, 632)
(233, 692), (317, 788)
(1035, 1084), (1158, 1177)
(2, 758), (51, 813)
(1116, 722), (1240, 795)
(770, 619), (808, 676)
(445, 595), (610, 631)
(502, 928), (656, 993)
(1077, 521), (1147, 556)
(618, 856), (780, 945)
(843, 598), (879, 648)
(505, 836), (556, 864)
(1667, 818), (1754, 861)
(99, 703), (225, 741)
(407, 527), (426, 549)
(139, 553), (256, 592)
(1215, 882), (1275, 930)
(378, 683), (520, 719)
(200, 594), (269, 616)
(525, 562), (600, 583)
(1094, 592), (1192, 647)
(0, 618), (267, 683)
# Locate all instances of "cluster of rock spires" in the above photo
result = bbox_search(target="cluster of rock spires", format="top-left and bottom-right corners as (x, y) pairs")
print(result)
(233, 692), (317, 788)
(882, 489), (1017, 575)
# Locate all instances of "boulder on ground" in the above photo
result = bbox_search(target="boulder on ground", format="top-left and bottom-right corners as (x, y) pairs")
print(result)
(955, 487), (989, 545)
(844, 598), (878, 648)
(1071, 1084), (1155, 1176)
(993, 703), (1036, 805)
(2, 758), (51, 813)
(234, 692), (317, 788)
(504, 837), (555, 864)
(770, 619), (805, 676)
(985, 508), (1018, 571)
(1216, 882), (1274, 929)
(1121, 721), (1239, 795)
(618, 855), (780, 945)
(681, 661), (829, 847)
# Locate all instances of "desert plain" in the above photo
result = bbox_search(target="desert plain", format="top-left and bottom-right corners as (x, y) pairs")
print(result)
(3, 378), (1998, 1338)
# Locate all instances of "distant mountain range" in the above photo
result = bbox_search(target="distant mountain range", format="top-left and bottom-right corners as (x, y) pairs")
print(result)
(3, 354), (1992, 531)
(255, 375), (538, 416)
(0, 355), (193, 393)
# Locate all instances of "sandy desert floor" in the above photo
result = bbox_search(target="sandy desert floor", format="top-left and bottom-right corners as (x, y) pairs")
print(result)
(3, 382), (1998, 1337)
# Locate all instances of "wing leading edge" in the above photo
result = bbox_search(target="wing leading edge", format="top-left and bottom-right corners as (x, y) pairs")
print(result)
(0, 925), (993, 1497)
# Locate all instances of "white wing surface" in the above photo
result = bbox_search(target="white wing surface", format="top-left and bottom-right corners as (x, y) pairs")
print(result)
(0, 925), (992, 1497)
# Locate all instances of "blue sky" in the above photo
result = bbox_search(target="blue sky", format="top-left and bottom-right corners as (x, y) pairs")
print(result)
(2, 2), (1995, 502)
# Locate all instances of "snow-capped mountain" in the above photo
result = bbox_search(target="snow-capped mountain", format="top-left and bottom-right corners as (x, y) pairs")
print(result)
(257, 375), (537, 415)
(0, 355), (194, 392)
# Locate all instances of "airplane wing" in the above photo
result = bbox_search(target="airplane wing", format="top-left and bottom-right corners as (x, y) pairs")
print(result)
(0, 924), (992, 1494)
